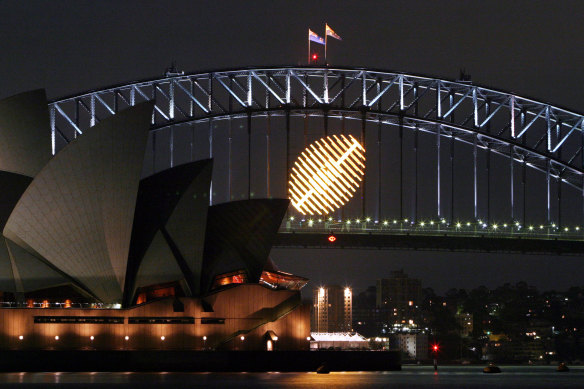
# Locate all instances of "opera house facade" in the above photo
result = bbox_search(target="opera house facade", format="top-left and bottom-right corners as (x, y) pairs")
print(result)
(0, 90), (309, 351)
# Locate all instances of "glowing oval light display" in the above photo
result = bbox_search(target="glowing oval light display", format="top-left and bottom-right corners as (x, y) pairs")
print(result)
(289, 134), (365, 215)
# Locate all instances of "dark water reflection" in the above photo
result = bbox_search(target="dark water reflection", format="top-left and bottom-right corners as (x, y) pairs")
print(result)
(0, 366), (582, 388)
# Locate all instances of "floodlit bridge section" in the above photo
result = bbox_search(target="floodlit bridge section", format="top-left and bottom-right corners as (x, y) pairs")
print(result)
(48, 67), (584, 254)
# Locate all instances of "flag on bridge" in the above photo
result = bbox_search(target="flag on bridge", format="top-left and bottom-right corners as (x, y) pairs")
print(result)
(308, 29), (325, 45)
(325, 24), (342, 40)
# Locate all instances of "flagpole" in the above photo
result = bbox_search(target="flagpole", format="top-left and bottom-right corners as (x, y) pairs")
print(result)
(308, 29), (310, 64)
(324, 24), (328, 65)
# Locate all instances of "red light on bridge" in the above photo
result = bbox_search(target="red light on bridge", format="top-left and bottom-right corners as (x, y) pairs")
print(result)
(328, 235), (336, 243)
(312, 53), (318, 61)
(432, 344), (439, 353)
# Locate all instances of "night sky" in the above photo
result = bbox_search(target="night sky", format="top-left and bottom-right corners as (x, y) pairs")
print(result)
(2, 0), (584, 295)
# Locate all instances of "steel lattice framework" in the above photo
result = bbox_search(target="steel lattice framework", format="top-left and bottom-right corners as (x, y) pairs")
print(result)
(48, 67), (584, 242)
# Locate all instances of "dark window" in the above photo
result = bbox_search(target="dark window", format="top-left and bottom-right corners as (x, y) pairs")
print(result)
(34, 316), (124, 324)
(201, 318), (225, 324)
(128, 317), (194, 324)
(173, 299), (185, 313)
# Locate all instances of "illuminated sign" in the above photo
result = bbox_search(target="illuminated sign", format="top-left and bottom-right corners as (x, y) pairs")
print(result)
(289, 134), (365, 215)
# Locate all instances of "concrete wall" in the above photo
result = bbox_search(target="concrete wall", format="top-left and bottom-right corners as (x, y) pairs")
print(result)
(0, 284), (310, 351)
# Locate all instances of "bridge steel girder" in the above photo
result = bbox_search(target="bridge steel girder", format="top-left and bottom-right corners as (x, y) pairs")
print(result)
(49, 67), (584, 189)
(49, 68), (584, 159)
(274, 232), (584, 256)
(44, 67), (584, 248)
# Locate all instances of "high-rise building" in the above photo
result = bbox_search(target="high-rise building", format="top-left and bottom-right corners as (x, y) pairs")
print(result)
(391, 333), (428, 360)
(312, 285), (352, 332)
(376, 270), (422, 326)
(376, 270), (422, 308)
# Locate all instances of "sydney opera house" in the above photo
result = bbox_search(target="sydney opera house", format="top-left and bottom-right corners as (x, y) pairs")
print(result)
(0, 90), (309, 351)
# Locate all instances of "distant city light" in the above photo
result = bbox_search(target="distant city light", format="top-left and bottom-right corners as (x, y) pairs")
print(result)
(240, 335), (245, 341)
(328, 235), (336, 242)
(18, 335), (23, 340)
(161, 336), (165, 341)
(55, 336), (59, 340)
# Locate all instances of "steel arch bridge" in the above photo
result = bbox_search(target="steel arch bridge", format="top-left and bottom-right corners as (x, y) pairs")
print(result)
(48, 66), (584, 255)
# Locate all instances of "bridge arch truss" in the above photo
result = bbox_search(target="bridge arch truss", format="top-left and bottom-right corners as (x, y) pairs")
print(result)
(49, 67), (584, 232)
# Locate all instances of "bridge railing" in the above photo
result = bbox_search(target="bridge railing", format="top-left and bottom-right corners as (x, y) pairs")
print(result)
(280, 219), (584, 241)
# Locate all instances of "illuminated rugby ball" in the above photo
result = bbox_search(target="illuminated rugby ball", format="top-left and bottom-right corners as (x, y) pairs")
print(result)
(289, 134), (365, 215)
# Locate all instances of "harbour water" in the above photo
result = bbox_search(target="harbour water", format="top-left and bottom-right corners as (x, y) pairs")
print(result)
(0, 366), (582, 388)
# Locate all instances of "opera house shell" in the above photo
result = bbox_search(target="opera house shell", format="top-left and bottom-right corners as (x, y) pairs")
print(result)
(0, 90), (309, 351)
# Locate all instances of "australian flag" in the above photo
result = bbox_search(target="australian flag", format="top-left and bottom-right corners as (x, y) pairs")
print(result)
(309, 29), (325, 45)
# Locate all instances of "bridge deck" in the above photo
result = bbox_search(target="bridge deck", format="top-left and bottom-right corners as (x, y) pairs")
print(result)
(275, 228), (584, 255)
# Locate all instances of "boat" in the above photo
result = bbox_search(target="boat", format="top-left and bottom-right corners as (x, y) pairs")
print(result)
(483, 362), (501, 373)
